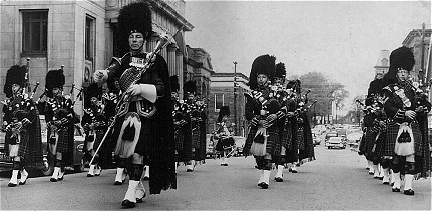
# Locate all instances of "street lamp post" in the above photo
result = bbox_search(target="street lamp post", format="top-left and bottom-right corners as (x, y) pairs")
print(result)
(233, 61), (238, 136)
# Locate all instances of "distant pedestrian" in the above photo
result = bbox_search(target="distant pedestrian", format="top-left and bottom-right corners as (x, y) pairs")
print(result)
(214, 106), (235, 166)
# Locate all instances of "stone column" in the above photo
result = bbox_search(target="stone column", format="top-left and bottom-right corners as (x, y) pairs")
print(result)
(175, 50), (184, 99)
(167, 44), (176, 76)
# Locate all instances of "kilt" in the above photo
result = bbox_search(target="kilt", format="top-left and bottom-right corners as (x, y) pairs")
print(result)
(245, 125), (280, 156)
(281, 119), (294, 149)
(363, 127), (379, 155)
(215, 137), (235, 151)
(382, 121), (422, 157)
(5, 130), (30, 157)
(85, 128), (105, 151)
(55, 126), (71, 154)
(191, 127), (201, 149)
(174, 131), (184, 152)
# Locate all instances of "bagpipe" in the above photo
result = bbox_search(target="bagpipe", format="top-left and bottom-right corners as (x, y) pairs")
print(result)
(356, 96), (386, 132)
(407, 79), (431, 114)
(1, 59), (31, 137)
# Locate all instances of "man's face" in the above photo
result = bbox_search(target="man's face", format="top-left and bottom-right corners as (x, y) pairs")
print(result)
(376, 73), (383, 79)
(90, 96), (98, 105)
(129, 32), (145, 52)
(397, 69), (409, 82)
(11, 84), (21, 95)
(188, 93), (195, 101)
(171, 92), (179, 101)
(273, 78), (283, 87)
(257, 74), (269, 86)
(52, 87), (61, 96)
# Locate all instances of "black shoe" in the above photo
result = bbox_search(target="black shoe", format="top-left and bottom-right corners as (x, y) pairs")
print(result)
(19, 180), (27, 185)
(258, 182), (265, 187)
(403, 189), (414, 195)
(368, 172), (374, 175)
(275, 177), (283, 182)
(8, 182), (17, 187)
(379, 177), (383, 180)
(50, 178), (58, 182)
(87, 174), (94, 177)
(57, 176), (64, 181)
(390, 182), (394, 186)
(383, 182), (389, 185)
(187, 169), (193, 172)
(121, 200), (135, 208)
(143, 176), (149, 180)
(292, 170), (297, 173)
(114, 181), (123, 185)
(136, 193), (146, 203)
(392, 187), (400, 192)
(260, 183), (269, 189)
(221, 163), (228, 166)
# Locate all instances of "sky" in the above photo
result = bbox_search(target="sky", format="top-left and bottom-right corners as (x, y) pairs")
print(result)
(184, 0), (431, 114)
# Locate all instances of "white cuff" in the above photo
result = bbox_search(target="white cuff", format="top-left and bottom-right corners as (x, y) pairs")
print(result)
(139, 84), (157, 103)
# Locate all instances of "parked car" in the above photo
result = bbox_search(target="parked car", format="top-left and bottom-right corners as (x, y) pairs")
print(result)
(325, 137), (346, 149)
(232, 136), (246, 156)
(324, 132), (338, 142)
(312, 133), (321, 146)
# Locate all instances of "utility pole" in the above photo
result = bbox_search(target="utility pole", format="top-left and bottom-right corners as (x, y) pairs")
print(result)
(420, 23), (425, 86)
(233, 61), (238, 136)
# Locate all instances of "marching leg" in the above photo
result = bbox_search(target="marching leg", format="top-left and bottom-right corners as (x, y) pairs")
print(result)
(403, 159), (415, 195)
(143, 165), (149, 180)
(274, 165), (284, 182)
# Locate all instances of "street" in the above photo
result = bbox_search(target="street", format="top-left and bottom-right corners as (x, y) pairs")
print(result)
(1, 144), (431, 210)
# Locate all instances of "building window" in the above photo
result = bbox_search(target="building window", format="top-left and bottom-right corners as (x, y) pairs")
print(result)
(85, 15), (95, 61)
(22, 10), (48, 54)
(215, 93), (224, 112)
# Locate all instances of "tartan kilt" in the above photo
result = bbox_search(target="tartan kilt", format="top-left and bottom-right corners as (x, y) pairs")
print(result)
(5, 130), (30, 157)
(174, 130), (184, 152)
(363, 127), (378, 154)
(244, 125), (281, 156)
(55, 127), (72, 154)
(191, 127), (201, 149)
(374, 132), (386, 156)
(17, 130), (30, 157)
(382, 121), (423, 157)
(281, 121), (294, 149)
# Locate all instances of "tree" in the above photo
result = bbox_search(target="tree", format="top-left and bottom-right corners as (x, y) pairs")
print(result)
(297, 72), (349, 118)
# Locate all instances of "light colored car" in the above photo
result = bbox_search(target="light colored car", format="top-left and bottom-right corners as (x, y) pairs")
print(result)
(325, 137), (346, 149)
(346, 132), (363, 144)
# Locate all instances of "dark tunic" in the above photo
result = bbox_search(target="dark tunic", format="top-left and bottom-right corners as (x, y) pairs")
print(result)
(106, 52), (175, 194)
(243, 87), (282, 157)
(172, 100), (190, 162)
(2, 95), (43, 168)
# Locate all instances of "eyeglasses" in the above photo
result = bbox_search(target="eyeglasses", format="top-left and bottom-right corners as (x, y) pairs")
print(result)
(397, 68), (409, 74)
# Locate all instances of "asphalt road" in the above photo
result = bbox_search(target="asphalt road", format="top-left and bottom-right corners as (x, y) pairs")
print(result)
(1, 144), (431, 210)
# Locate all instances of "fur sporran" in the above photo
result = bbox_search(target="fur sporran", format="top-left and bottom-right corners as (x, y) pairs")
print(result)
(394, 122), (414, 156)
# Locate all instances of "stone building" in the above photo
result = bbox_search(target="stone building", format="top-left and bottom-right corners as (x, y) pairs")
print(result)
(208, 72), (249, 137)
(0, 0), (194, 122)
(402, 27), (431, 127)
(373, 50), (389, 76)
(402, 28), (431, 84)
